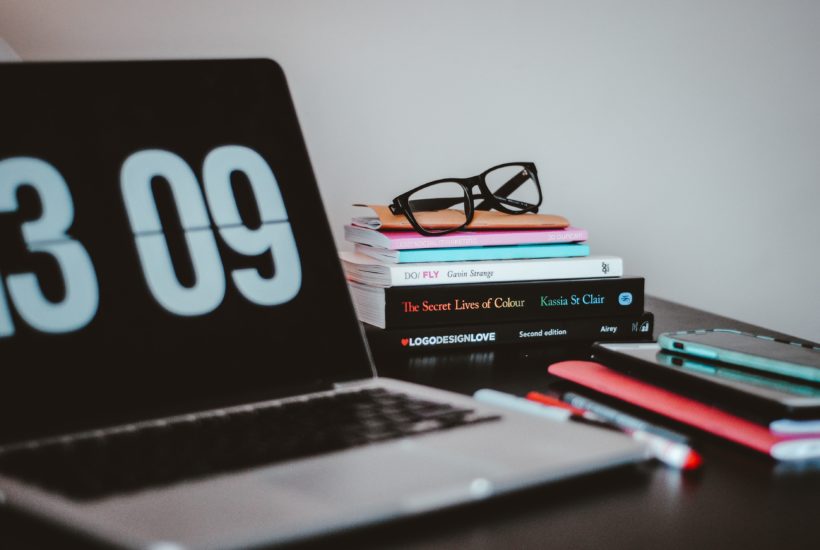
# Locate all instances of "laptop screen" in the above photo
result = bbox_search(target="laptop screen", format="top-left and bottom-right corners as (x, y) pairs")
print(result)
(0, 59), (373, 445)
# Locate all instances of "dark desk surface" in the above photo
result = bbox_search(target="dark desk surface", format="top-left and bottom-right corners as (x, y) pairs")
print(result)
(2, 297), (819, 549)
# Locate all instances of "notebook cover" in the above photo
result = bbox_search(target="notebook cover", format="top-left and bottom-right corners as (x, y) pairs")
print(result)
(547, 360), (785, 455)
(353, 204), (570, 230)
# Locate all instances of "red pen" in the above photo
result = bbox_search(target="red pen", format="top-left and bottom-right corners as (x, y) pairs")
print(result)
(526, 392), (587, 416)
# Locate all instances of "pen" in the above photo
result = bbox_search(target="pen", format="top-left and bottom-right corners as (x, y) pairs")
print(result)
(473, 389), (572, 422)
(524, 392), (590, 417)
(473, 389), (702, 470)
(527, 391), (702, 470)
(473, 387), (625, 434)
(561, 392), (690, 443)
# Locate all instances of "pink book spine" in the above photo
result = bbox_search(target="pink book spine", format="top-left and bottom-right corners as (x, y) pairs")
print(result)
(381, 227), (588, 250)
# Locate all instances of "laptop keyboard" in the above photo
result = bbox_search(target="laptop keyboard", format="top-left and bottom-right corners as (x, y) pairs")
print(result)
(0, 387), (499, 501)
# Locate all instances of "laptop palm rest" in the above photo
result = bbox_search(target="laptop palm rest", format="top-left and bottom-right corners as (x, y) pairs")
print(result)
(83, 441), (502, 549)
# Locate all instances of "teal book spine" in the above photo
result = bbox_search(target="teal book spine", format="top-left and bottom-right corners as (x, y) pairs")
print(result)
(395, 243), (590, 263)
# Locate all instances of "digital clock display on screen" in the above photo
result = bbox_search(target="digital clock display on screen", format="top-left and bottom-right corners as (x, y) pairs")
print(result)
(1, 146), (301, 335)
(0, 60), (371, 445)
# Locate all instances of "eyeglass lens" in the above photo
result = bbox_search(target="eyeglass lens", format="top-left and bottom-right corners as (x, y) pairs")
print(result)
(406, 181), (469, 233)
(481, 165), (539, 211)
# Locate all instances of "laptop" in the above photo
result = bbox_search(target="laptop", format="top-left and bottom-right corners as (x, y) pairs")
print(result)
(0, 59), (645, 549)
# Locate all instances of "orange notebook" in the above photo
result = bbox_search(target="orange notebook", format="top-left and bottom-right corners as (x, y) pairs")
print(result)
(352, 204), (570, 231)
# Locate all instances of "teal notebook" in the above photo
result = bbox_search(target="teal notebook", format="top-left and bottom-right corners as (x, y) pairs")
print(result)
(354, 242), (590, 263)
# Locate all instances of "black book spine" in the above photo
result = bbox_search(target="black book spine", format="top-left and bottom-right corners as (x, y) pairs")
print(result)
(383, 277), (644, 328)
(366, 312), (654, 352)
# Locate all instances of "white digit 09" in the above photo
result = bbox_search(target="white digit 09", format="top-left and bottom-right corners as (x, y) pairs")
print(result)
(120, 146), (301, 314)
(0, 157), (99, 336)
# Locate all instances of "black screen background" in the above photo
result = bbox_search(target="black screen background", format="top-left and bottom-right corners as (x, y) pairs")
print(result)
(0, 60), (373, 445)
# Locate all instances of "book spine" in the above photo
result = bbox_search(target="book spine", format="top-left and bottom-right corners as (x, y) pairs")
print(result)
(395, 243), (590, 263)
(382, 228), (589, 250)
(344, 225), (589, 250)
(386, 256), (622, 286)
(366, 312), (654, 352)
(384, 277), (644, 328)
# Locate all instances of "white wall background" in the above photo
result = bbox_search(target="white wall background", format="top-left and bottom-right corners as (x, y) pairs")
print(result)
(1, 0), (818, 340)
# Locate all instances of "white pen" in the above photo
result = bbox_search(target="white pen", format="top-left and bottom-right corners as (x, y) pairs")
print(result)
(473, 389), (572, 422)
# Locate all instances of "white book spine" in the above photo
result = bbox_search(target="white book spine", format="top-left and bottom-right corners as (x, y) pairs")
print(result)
(385, 257), (622, 286)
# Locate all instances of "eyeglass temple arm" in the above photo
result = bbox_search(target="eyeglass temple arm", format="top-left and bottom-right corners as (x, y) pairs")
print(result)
(474, 170), (531, 211)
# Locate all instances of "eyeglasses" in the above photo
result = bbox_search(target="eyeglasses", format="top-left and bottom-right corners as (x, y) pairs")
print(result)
(389, 162), (542, 236)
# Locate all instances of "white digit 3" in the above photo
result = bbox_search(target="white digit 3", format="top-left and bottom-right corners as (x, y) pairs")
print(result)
(0, 157), (99, 335)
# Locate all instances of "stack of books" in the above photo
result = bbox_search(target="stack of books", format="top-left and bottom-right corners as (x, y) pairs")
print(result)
(340, 221), (653, 352)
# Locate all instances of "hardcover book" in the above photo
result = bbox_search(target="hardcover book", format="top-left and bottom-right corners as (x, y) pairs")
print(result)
(354, 242), (590, 264)
(339, 252), (622, 288)
(344, 224), (589, 250)
(364, 312), (654, 352)
(347, 277), (645, 329)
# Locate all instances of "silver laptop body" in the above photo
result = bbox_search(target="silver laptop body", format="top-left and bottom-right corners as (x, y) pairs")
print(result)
(0, 59), (645, 549)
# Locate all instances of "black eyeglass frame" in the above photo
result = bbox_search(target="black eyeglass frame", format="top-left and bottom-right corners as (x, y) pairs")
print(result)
(389, 162), (542, 236)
